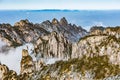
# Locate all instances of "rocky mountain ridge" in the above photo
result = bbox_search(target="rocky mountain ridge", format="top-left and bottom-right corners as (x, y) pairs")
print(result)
(0, 17), (87, 49)
(33, 26), (120, 64)
(35, 17), (87, 42)
(1, 51), (120, 80)
(90, 26), (120, 38)
(0, 20), (49, 47)
(0, 18), (120, 80)
(34, 31), (72, 59)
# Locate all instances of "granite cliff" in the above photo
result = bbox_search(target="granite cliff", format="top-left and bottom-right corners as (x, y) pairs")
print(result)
(0, 17), (87, 48)
(34, 31), (72, 59)
(0, 18), (120, 80)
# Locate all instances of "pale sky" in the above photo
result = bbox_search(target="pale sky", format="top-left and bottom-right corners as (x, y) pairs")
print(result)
(0, 0), (120, 10)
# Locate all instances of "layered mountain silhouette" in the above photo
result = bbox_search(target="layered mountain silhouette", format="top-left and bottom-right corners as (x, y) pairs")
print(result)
(0, 17), (87, 48)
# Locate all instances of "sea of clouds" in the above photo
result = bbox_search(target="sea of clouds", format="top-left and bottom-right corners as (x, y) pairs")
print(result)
(0, 40), (62, 74)
(0, 40), (34, 74)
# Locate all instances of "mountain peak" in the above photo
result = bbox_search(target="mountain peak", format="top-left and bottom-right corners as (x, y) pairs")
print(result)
(22, 49), (29, 57)
(52, 18), (59, 25)
(60, 17), (68, 26)
(14, 19), (30, 27)
(90, 26), (105, 32)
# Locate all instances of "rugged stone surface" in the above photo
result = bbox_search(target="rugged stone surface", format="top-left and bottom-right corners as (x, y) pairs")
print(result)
(72, 35), (120, 65)
(33, 26), (120, 65)
(0, 20), (49, 47)
(90, 26), (105, 35)
(89, 26), (120, 38)
(33, 55), (120, 80)
(104, 27), (120, 38)
(60, 17), (68, 26)
(0, 17), (87, 48)
(1, 54), (120, 80)
(1, 19), (120, 80)
(34, 31), (72, 59)
(35, 17), (88, 42)
(52, 18), (59, 25)
(0, 64), (18, 80)
(20, 49), (35, 76)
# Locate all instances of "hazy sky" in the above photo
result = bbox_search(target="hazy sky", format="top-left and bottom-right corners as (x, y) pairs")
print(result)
(0, 0), (120, 10)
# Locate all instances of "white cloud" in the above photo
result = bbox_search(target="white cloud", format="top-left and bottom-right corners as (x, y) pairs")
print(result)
(93, 21), (105, 26)
(0, 43), (34, 74)
(0, 39), (7, 47)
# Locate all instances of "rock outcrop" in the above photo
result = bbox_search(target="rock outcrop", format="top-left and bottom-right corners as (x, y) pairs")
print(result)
(90, 26), (105, 35)
(1, 18), (120, 80)
(72, 32), (120, 65)
(34, 31), (72, 59)
(33, 55), (120, 80)
(1, 54), (120, 80)
(104, 27), (120, 38)
(35, 17), (88, 42)
(0, 17), (87, 48)
(89, 26), (120, 38)
(0, 64), (18, 80)
(20, 49), (35, 77)
(60, 17), (68, 26)
(52, 18), (59, 25)
(33, 26), (120, 65)
(0, 20), (49, 47)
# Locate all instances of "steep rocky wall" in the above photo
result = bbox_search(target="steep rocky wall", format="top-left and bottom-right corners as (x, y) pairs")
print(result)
(0, 17), (87, 48)
(72, 35), (120, 65)
(34, 31), (72, 59)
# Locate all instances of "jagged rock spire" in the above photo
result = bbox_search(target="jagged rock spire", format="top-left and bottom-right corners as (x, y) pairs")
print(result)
(0, 64), (17, 80)
(14, 19), (30, 27)
(34, 31), (72, 59)
(60, 17), (68, 26)
(20, 49), (35, 76)
(52, 18), (59, 25)
(22, 49), (29, 57)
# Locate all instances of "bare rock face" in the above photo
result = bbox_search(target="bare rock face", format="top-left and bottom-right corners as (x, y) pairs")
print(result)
(52, 18), (59, 25)
(20, 49), (35, 76)
(14, 19), (30, 27)
(39, 17), (88, 42)
(0, 17), (87, 49)
(60, 17), (68, 26)
(1, 26), (120, 80)
(34, 31), (72, 59)
(103, 27), (120, 38)
(0, 64), (18, 80)
(22, 49), (29, 57)
(2, 18), (120, 80)
(14, 20), (49, 43)
(0, 23), (22, 47)
(72, 34), (120, 65)
(90, 26), (105, 35)
(90, 26), (120, 38)
(0, 64), (9, 79)
(1, 51), (120, 80)
(30, 55), (120, 80)
(0, 20), (49, 48)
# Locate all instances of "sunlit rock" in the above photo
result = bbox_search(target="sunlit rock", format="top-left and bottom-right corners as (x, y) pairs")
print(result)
(20, 49), (35, 77)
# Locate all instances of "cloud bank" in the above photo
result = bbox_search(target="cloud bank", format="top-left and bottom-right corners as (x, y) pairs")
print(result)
(0, 43), (34, 74)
